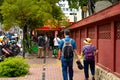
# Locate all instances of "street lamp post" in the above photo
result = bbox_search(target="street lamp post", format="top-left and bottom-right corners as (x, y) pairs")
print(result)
(82, 5), (88, 18)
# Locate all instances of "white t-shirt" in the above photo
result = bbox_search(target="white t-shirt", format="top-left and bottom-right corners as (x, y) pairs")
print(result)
(53, 37), (61, 46)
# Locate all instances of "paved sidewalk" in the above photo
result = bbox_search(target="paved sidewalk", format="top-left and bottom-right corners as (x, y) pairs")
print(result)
(0, 53), (85, 80)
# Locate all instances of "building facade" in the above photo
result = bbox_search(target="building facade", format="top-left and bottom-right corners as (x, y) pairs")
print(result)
(57, 0), (88, 22)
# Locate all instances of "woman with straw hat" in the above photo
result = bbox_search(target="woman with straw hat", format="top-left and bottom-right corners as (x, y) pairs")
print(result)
(81, 38), (98, 80)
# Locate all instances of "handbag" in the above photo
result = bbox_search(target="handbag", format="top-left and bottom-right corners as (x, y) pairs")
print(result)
(53, 48), (58, 55)
(76, 60), (84, 70)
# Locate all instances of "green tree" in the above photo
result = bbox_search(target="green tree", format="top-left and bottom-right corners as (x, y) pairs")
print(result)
(48, 5), (70, 28)
(67, 0), (96, 18)
(66, 0), (120, 19)
(0, 0), (4, 22)
(45, 0), (70, 28)
(0, 0), (64, 57)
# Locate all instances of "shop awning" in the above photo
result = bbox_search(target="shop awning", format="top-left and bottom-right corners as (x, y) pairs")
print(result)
(35, 26), (61, 31)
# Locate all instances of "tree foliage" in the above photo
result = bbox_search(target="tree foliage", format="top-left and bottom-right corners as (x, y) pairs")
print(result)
(0, 0), (4, 22)
(67, 0), (87, 9)
(0, 0), (64, 30)
(0, 0), (45, 29)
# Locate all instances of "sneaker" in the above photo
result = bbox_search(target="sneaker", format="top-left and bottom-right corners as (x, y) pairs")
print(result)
(37, 57), (40, 58)
(41, 56), (44, 58)
(52, 55), (55, 57)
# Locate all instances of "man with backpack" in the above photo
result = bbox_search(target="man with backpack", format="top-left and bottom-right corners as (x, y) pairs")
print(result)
(37, 34), (45, 58)
(58, 29), (80, 80)
(81, 38), (98, 80)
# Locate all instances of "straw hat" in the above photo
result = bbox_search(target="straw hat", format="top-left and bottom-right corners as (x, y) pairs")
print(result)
(83, 38), (92, 45)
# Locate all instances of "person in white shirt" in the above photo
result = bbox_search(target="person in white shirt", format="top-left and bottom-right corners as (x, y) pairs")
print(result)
(52, 35), (61, 57)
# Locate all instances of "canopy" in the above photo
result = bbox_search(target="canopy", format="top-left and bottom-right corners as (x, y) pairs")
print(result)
(36, 26), (61, 31)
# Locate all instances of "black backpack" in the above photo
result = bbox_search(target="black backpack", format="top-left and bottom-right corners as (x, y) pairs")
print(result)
(38, 36), (45, 47)
(62, 39), (73, 59)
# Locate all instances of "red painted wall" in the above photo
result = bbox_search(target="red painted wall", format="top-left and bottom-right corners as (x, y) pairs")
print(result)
(115, 40), (120, 73)
(68, 2), (120, 77)
(98, 39), (114, 70)
(115, 21), (120, 74)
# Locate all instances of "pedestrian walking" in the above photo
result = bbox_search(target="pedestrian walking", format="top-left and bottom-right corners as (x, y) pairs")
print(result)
(37, 34), (45, 58)
(58, 29), (80, 80)
(49, 33), (54, 50)
(44, 34), (50, 58)
(52, 34), (61, 57)
(81, 38), (98, 80)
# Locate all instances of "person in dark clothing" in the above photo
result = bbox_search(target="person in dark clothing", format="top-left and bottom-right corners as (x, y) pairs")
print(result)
(37, 34), (45, 58)
(49, 34), (54, 50)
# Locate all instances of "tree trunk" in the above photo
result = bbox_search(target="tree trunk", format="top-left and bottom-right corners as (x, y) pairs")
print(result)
(82, 10), (84, 19)
(23, 24), (27, 58)
(87, 0), (92, 15)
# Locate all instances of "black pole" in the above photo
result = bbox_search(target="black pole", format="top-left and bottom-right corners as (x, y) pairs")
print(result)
(23, 25), (27, 58)
(42, 46), (46, 80)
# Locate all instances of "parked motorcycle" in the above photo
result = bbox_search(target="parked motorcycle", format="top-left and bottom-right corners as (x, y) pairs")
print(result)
(1, 40), (13, 57)
(1, 38), (21, 57)
(9, 39), (21, 56)
(0, 42), (4, 62)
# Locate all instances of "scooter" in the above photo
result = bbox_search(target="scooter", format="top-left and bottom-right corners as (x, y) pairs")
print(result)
(1, 40), (14, 57)
(0, 37), (21, 58)
(9, 40), (20, 56)
(0, 42), (4, 62)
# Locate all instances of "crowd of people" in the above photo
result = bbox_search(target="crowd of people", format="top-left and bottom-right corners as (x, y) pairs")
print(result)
(36, 32), (61, 58)
(35, 30), (98, 80)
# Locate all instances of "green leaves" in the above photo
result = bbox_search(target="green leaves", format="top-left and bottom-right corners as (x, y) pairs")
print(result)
(68, 0), (87, 9)
(0, 0), (63, 29)
(0, 57), (30, 77)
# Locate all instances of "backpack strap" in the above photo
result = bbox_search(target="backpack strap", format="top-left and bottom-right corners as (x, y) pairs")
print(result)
(62, 38), (72, 43)
(62, 38), (72, 48)
(61, 38), (73, 56)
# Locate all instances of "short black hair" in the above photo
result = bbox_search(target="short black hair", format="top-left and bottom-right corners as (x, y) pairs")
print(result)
(64, 29), (70, 35)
